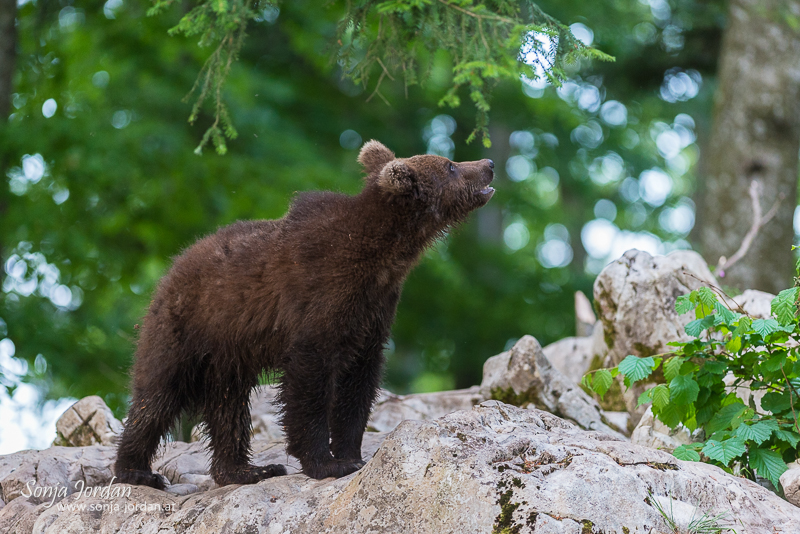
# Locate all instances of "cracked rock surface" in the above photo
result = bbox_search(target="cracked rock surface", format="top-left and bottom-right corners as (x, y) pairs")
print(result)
(3, 401), (797, 533)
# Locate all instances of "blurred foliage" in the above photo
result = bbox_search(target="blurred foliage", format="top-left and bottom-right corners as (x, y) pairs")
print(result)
(1, 0), (728, 418)
(146, 0), (612, 153)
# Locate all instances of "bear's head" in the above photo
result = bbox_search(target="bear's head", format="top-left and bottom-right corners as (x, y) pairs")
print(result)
(358, 140), (495, 226)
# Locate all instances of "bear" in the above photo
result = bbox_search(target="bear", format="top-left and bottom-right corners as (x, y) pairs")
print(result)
(113, 140), (495, 488)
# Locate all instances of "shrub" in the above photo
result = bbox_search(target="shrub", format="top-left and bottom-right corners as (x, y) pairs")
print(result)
(583, 285), (800, 490)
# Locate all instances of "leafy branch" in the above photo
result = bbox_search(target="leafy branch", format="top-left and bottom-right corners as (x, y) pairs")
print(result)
(339, 0), (613, 146)
(148, 0), (259, 154)
(148, 0), (613, 154)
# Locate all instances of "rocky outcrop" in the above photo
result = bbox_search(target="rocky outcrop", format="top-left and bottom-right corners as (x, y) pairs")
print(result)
(731, 289), (775, 318)
(481, 336), (626, 439)
(630, 407), (699, 452)
(593, 249), (717, 367)
(592, 249), (718, 426)
(781, 461), (800, 507)
(367, 387), (484, 433)
(52, 396), (123, 447)
(2, 402), (798, 533)
(541, 324), (607, 386)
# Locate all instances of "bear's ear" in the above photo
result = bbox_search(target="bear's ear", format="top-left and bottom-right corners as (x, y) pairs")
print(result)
(358, 140), (395, 175)
(376, 160), (415, 193)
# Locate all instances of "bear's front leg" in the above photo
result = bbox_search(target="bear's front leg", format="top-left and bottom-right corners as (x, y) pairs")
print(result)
(329, 342), (384, 463)
(279, 352), (364, 479)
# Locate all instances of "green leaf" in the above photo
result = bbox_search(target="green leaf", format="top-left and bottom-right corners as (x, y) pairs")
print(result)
(762, 351), (788, 373)
(771, 287), (799, 325)
(761, 391), (792, 414)
(657, 402), (684, 429)
(618, 355), (656, 383)
(697, 287), (717, 309)
(713, 301), (739, 326)
(672, 444), (701, 462)
(703, 360), (728, 374)
(592, 369), (613, 399)
(734, 420), (779, 445)
(651, 384), (670, 411)
(675, 294), (694, 315)
(773, 429), (800, 447)
(701, 438), (746, 465)
(664, 356), (685, 382)
(669, 375), (699, 405)
(751, 318), (780, 337)
(706, 402), (747, 435)
(726, 335), (742, 352)
(749, 448), (788, 488)
(685, 316), (715, 337)
(734, 316), (753, 335)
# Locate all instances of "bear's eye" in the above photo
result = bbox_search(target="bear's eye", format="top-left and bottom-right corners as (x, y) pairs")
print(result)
(449, 163), (455, 173)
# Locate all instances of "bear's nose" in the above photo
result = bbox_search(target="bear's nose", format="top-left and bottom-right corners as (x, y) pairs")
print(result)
(487, 159), (494, 169)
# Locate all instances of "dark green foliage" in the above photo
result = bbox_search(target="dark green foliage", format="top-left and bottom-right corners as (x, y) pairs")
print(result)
(149, 0), (612, 152)
(585, 279), (800, 491)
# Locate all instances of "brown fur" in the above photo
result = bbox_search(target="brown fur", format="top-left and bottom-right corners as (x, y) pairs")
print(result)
(114, 141), (495, 487)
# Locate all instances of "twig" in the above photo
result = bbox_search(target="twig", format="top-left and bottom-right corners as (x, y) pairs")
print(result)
(437, 0), (516, 25)
(366, 70), (388, 104)
(681, 271), (748, 315)
(375, 57), (395, 81)
(716, 180), (785, 276)
(781, 364), (800, 435)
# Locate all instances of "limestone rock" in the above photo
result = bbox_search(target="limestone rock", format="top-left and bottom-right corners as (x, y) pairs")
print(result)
(593, 249), (717, 367)
(780, 460), (800, 507)
(731, 289), (775, 318)
(542, 336), (594, 385)
(574, 290), (597, 337)
(630, 407), (698, 452)
(367, 386), (485, 433)
(53, 396), (123, 447)
(2, 402), (798, 533)
(593, 249), (717, 426)
(481, 335), (625, 439)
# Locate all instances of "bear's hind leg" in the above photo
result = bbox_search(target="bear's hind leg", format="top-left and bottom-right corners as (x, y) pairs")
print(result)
(114, 388), (181, 490)
(204, 366), (286, 486)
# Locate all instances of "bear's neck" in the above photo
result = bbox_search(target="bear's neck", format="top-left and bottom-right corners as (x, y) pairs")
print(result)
(350, 185), (445, 267)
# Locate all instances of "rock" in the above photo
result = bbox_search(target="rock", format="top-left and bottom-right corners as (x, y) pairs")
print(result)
(2, 402), (798, 533)
(603, 411), (630, 434)
(593, 249), (718, 426)
(367, 386), (485, 433)
(542, 336), (594, 385)
(781, 460), (800, 507)
(593, 249), (717, 367)
(630, 407), (698, 452)
(731, 289), (775, 318)
(481, 335), (625, 439)
(0, 445), (116, 505)
(52, 396), (123, 447)
(574, 290), (597, 337)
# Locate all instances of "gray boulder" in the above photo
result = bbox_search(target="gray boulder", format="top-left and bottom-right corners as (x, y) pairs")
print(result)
(592, 249), (718, 426)
(481, 336), (626, 438)
(52, 396), (123, 447)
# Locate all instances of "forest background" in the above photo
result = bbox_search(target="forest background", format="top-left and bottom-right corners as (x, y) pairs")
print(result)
(1, 0), (799, 452)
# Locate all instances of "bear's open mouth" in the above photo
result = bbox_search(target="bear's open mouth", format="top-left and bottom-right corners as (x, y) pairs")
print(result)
(477, 186), (495, 196)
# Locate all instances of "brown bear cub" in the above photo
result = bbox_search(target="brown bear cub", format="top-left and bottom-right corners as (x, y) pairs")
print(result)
(114, 141), (495, 488)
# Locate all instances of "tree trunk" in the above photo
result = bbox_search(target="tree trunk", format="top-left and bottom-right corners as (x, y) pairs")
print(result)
(0, 0), (16, 119)
(696, 0), (800, 293)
